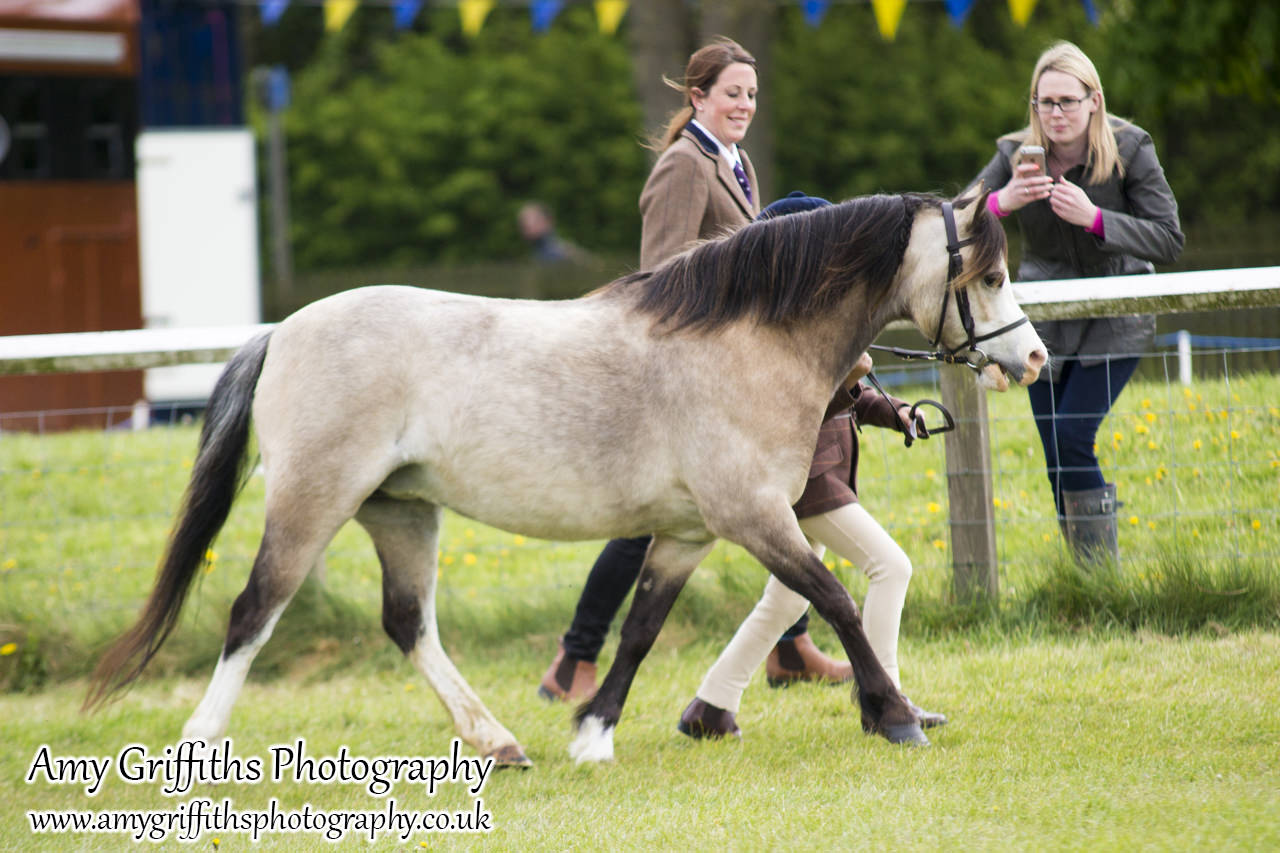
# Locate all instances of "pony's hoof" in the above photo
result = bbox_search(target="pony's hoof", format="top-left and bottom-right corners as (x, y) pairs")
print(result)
(881, 722), (930, 746)
(862, 714), (930, 746)
(486, 744), (533, 769)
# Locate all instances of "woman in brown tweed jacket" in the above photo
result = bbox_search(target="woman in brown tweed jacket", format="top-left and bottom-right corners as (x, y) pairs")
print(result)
(538, 38), (861, 703)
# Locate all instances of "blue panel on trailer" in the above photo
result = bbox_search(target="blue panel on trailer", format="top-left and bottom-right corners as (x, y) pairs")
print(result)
(138, 0), (243, 127)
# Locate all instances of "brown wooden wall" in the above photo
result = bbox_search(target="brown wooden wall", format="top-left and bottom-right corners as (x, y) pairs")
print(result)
(0, 182), (142, 431)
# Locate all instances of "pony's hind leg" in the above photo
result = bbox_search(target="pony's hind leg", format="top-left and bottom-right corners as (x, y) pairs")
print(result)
(570, 535), (715, 763)
(182, 519), (332, 744)
(355, 495), (529, 767)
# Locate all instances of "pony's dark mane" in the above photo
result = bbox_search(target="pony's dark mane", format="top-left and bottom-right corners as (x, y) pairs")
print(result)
(601, 191), (1004, 334)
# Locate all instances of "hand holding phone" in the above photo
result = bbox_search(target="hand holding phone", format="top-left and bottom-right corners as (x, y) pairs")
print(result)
(1016, 145), (1047, 175)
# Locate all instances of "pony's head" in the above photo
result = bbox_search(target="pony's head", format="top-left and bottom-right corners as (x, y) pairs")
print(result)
(902, 182), (1047, 390)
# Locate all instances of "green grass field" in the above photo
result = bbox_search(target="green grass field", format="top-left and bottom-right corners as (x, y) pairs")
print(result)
(2, 372), (1278, 849)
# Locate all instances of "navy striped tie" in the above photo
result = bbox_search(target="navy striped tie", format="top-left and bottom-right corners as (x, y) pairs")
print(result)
(732, 161), (752, 205)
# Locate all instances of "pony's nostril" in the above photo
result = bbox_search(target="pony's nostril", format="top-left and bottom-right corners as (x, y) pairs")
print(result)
(1028, 348), (1048, 368)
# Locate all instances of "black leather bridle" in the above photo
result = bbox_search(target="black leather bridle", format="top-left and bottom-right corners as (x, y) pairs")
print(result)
(871, 200), (1030, 373)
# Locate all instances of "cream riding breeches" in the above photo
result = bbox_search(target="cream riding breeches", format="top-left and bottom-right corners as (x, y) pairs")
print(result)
(695, 501), (912, 713)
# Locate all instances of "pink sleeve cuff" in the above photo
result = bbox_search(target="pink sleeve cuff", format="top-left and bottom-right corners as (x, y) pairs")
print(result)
(987, 192), (1010, 218)
(1086, 207), (1105, 237)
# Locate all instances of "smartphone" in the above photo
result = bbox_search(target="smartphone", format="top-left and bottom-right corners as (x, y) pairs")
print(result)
(1016, 144), (1046, 175)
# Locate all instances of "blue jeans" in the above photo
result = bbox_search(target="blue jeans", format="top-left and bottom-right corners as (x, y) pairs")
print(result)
(1027, 356), (1140, 516)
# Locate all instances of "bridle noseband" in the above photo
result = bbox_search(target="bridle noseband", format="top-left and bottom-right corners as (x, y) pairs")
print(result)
(872, 200), (1030, 373)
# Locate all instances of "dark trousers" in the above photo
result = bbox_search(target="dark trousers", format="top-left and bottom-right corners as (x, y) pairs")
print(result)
(561, 535), (809, 662)
(1027, 356), (1140, 516)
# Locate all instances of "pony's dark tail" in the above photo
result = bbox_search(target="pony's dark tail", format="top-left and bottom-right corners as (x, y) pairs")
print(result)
(83, 331), (273, 712)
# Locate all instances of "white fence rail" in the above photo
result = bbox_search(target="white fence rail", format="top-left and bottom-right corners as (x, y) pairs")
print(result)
(3, 266), (1280, 599)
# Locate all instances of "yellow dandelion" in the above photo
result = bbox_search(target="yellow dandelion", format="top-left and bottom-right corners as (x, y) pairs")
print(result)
(992, 497), (1002, 509)
(1193, 468), (1203, 477)
(1042, 533), (1052, 542)
(500, 548), (510, 557)
(1193, 530), (1201, 538)
(443, 555), (456, 566)
(926, 502), (941, 514)
(1141, 398), (1152, 409)
(1, 558), (15, 571)
(1183, 388), (1193, 398)
(1232, 393), (1241, 403)
(1192, 439), (1202, 450)
(1230, 430), (1240, 441)
(1145, 412), (1157, 423)
(204, 564), (215, 575)
(1272, 460), (1280, 469)
(925, 469), (937, 479)
(463, 553), (478, 566)
(436, 567), (442, 579)
(464, 528), (476, 539)
(1135, 424), (1149, 435)
(1128, 515), (1139, 526)
(1252, 519), (1262, 530)
(0, 643), (17, 656)
(1147, 441), (1157, 450)
(1145, 477), (1153, 486)
(840, 558), (852, 568)
(1187, 401), (1197, 412)
(205, 549), (218, 563)
(1147, 521), (1156, 530)
(1113, 431), (1123, 442)
(404, 682), (415, 692)
(1270, 407), (1280, 418)
(213, 840), (220, 850)
(513, 535), (526, 545)
(932, 539), (946, 550)
(31, 469), (41, 479)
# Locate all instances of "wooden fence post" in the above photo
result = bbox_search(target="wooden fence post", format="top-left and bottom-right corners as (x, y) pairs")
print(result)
(940, 364), (998, 601)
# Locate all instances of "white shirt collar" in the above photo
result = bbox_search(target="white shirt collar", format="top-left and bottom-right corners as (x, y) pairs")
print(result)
(690, 118), (742, 169)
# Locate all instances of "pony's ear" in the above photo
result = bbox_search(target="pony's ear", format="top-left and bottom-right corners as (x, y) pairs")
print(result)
(954, 180), (991, 228)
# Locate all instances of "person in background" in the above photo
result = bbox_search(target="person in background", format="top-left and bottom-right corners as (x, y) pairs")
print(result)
(970, 40), (1183, 564)
(538, 39), (856, 702)
(517, 201), (585, 263)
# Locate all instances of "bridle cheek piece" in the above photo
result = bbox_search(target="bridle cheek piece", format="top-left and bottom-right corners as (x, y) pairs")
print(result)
(874, 200), (1030, 373)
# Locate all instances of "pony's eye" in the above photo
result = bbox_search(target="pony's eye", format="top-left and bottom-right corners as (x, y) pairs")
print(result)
(983, 271), (1004, 288)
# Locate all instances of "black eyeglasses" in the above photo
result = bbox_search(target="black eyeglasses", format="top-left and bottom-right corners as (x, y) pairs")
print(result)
(1033, 92), (1091, 114)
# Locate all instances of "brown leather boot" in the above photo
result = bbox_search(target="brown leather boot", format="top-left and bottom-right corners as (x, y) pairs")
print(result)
(676, 698), (741, 739)
(537, 637), (598, 702)
(766, 631), (853, 687)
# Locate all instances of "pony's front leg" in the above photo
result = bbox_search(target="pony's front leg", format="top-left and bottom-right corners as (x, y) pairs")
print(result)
(718, 499), (926, 746)
(569, 535), (715, 763)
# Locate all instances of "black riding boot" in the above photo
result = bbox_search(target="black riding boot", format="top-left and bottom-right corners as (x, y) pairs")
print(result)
(1061, 483), (1119, 566)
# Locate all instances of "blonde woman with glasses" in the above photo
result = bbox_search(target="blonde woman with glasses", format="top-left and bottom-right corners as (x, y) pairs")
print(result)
(970, 41), (1183, 565)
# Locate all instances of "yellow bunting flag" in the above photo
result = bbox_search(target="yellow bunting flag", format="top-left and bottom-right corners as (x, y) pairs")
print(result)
(324, 0), (359, 32)
(870, 0), (908, 41)
(1008, 0), (1038, 27)
(459, 0), (495, 37)
(594, 0), (628, 36)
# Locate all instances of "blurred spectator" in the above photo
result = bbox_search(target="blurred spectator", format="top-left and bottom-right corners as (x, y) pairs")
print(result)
(517, 201), (585, 263)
